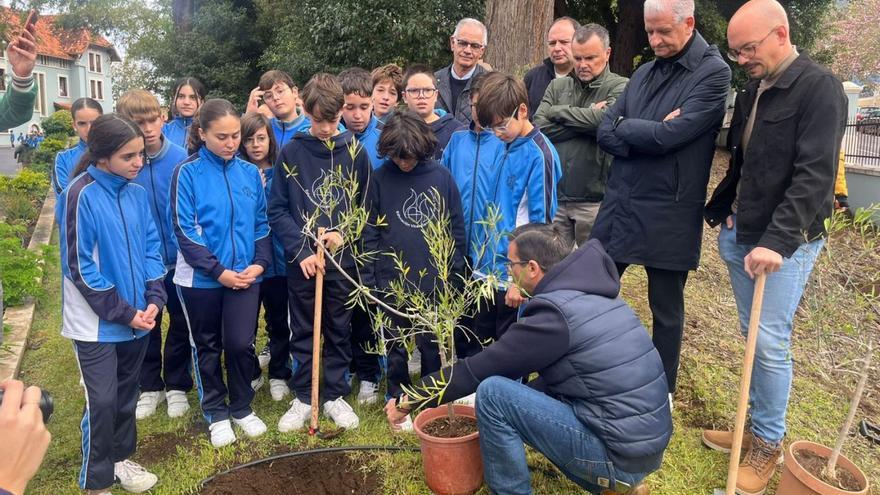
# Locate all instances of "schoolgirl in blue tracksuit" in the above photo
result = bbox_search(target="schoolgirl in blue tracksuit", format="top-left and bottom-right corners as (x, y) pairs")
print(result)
(59, 114), (166, 493)
(239, 112), (291, 401)
(170, 99), (272, 448)
(362, 111), (466, 403)
(163, 77), (205, 150)
(53, 97), (103, 197)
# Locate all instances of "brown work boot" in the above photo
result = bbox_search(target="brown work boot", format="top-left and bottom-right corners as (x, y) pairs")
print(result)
(701, 428), (754, 453)
(735, 435), (783, 495)
(600, 482), (648, 495)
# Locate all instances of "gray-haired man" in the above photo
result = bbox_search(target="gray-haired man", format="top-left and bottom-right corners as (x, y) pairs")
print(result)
(434, 18), (490, 126)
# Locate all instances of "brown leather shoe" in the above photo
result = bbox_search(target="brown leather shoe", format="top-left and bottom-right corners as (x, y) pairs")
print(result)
(735, 435), (782, 495)
(701, 428), (754, 453)
(600, 482), (648, 495)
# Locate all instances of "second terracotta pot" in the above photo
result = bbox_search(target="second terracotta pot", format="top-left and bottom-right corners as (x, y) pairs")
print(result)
(413, 404), (483, 495)
(777, 440), (869, 495)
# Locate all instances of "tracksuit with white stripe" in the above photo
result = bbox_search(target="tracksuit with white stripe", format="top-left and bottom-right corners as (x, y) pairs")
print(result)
(52, 139), (88, 198)
(441, 125), (562, 353)
(59, 165), (167, 490)
(162, 116), (192, 151)
(268, 130), (372, 404)
(170, 146), (272, 424)
(132, 137), (192, 395)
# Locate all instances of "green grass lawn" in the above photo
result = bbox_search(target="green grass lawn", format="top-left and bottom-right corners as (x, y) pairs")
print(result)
(19, 161), (880, 493)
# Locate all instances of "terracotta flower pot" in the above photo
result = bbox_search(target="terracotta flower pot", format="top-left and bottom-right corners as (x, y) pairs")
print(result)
(413, 404), (483, 495)
(777, 440), (869, 495)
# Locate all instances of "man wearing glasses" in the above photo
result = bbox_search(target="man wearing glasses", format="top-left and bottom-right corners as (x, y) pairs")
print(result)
(523, 17), (580, 120)
(703, 1), (846, 493)
(534, 23), (628, 247)
(593, 0), (730, 415)
(434, 18), (490, 126)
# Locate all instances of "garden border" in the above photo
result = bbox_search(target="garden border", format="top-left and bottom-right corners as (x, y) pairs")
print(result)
(0, 190), (56, 382)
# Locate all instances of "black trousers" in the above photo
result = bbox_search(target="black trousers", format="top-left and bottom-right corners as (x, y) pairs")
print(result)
(74, 336), (149, 490)
(139, 271), (193, 392)
(616, 263), (688, 393)
(458, 289), (518, 359)
(349, 305), (382, 383)
(287, 273), (354, 403)
(178, 284), (260, 423)
(253, 276), (292, 381)
(383, 311), (442, 398)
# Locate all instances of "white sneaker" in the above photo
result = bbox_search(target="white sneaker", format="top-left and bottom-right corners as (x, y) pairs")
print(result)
(269, 378), (290, 401)
(113, 459), (157, 493)
(455, 393), (476, 407)
(258, 345), (270, 369)
(135, 391), (165, 420)
(233, 413), (268, 438)
(166, 390), (190, 418)
(323, 397), (359, 429)
(251, 375), (264, 391)
(393, 413), (414, 433)
(208, 419), (236, 448)
(278, 398), (312, 432)
(669, 392), (674, 413)
(357, 380), (379, 405)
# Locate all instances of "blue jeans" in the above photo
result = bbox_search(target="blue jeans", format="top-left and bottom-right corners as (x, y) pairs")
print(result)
(475, 376), (648, 494)
(717, 221), (824, 444)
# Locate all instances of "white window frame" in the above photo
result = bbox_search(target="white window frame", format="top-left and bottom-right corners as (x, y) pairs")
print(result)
(57, 75), (69, 98)
(88, 51), (103, 74)
(89, 78), (104, 100)
(34, 71), (47, 116)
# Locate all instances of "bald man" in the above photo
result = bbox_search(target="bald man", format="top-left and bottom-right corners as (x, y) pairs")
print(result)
(523, 17), (580, 120)
(703, 1), (846, 493)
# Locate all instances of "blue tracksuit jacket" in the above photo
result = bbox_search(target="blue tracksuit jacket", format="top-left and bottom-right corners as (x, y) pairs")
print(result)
(169, 146), (272, 289)
(352, 115), (384, 168)
(162, 116), (192, 151)
(53, 139), (88, 196)
(259, 166), (287, 278)
(442, 126), (561, 283)
(58, 165), (167, 342)
(133, 137), (188, 268)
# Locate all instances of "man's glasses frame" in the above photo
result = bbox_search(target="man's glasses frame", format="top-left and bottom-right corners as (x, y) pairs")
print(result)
(726, 26), (780, 62)
(453, 38), (485, 51)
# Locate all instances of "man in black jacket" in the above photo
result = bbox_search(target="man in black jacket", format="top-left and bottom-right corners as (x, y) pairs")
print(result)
(702, 1), (846, 493)
(593, 0), (731, 403)
(386, 224), (671, 495)
(523, 17), (579, 120)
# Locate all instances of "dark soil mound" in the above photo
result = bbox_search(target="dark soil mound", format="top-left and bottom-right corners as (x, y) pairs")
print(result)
(422, 415), (478, 438)
(200, 451), (381, 495)
(794, 449), (863, 492)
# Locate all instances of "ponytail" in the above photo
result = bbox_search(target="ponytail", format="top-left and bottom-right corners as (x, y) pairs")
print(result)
(186, 99), (238, 155)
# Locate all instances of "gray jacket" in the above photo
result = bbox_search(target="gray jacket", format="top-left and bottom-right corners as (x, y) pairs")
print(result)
(434, 64), (489, 126)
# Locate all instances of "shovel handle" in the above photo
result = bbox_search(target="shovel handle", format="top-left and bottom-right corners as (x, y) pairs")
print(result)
(726, 272), (766, 495)
(310, 227), (327, 434)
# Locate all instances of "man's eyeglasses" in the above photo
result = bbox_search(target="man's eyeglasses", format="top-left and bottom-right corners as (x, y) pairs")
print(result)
(404, 87), (438, 98)
(486, 106), (520, 134)
(454, 38), (485, 51)
(505, 260), (530, 270)
(727, 27), (779, 62)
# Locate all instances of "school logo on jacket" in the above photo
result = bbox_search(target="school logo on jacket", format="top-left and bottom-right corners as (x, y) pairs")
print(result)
(397, 189), (437, 229)
(305, 169), (344, 214)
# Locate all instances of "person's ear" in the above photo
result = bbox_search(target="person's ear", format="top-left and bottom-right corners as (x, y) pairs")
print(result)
(518, 103), (528, 120)
(197, 127), (207, 142)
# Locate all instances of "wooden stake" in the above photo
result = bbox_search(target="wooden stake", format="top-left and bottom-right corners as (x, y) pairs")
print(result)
(309, 227), (326, 435)
(726, 272), (766, 495)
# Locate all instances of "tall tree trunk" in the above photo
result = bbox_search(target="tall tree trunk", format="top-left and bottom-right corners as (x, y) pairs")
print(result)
(484, 0), (555, 76)
(611, 0), (644, 76)
(172, 0), (195, 33)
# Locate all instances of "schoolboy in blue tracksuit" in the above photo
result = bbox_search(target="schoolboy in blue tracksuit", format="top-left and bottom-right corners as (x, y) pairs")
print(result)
(53, 98), (103, 197)
(401, 65), (465, 160)
(362, 111), (466, 422)
(443, 72), (562, 356)
(339, 68), (386, 404)
(170, 99), (272, 448)
(59, 114), (166, 494)
(117, 90), (194, 421)
(269, 73), (372, 432)
(163, 77), (205, 150)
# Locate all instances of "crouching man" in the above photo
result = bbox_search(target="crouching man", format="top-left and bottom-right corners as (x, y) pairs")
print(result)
(385, 224), (672, 494)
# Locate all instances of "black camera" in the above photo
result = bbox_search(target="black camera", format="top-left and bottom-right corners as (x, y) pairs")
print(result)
(0, 388), (54, 424)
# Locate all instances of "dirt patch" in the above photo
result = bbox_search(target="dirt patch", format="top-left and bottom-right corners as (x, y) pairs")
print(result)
(199, 451), (381, 495)
(133, 422), (204, 464)
(793, 449), (864, 492)
(422, 415), (478, 438)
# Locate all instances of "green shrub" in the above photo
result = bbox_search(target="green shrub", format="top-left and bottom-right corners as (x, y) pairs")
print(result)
(31, 137), (68, 165)
(0, 168), (50, 198)
(0, 223), (43, 307)
(26, 160), (53, 178)
(0, 189), (38, 227)
(41, 110), (74, 138)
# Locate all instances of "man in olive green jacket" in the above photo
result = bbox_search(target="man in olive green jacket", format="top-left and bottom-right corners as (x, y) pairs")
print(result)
(534, 23), (627, 246)
(0, 20), (38, 130)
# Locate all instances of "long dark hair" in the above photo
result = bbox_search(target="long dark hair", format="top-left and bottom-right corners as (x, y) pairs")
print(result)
(72, 114), (144, 177)
(186, 98), (239, 155)
(239, 112), (278, 167)
(70, 97), (103, 121)
(170, 77), (206, 118)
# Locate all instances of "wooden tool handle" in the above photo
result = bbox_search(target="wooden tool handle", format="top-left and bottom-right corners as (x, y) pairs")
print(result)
(310, 227), (326, 434)
(726, 272), (767, 494)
